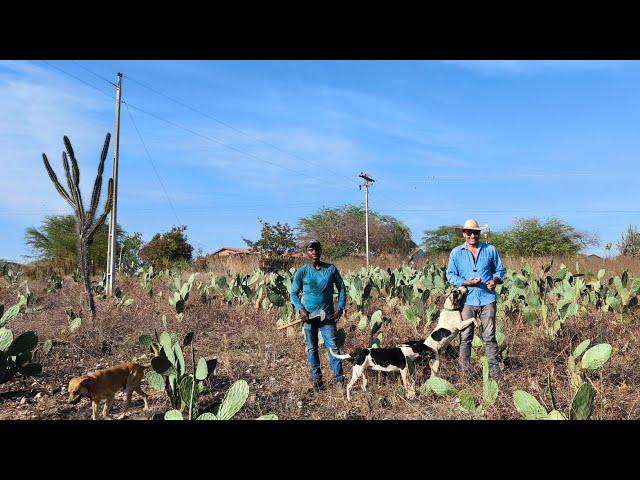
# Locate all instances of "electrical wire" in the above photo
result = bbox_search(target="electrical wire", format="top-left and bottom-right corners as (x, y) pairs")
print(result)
(124, 102), (182, 226)
(124, 72), (360, 186)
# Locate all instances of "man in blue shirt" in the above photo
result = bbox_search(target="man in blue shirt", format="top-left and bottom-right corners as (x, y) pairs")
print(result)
(290, 239), (347, 393)
(446, 219), (506, 380)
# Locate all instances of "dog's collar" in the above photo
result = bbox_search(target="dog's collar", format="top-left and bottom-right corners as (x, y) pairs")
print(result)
(443, 307), (461, 311)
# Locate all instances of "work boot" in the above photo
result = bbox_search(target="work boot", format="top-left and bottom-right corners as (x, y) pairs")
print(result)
(334, 377), (346, 395)
(311, 378), (325, 392)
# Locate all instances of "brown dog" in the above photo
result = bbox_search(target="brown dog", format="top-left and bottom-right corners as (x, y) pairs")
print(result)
(68, 348), (157, 420)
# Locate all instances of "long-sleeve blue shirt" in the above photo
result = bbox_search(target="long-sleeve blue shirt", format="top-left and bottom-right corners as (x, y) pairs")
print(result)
(290, 263), (347, 315)
(446, 242), (506, 306)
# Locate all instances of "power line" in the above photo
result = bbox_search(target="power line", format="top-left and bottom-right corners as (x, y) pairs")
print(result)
(124, 102), (182, 226)
(38, 60), (114, 100)
(124, 72), (359, 186)
(39, 61), (326, 181)
(120, 99), (313, 177)
(71, 60), (117, 87)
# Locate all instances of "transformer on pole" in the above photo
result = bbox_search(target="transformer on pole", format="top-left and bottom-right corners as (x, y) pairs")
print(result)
(358, 172), (375, 268)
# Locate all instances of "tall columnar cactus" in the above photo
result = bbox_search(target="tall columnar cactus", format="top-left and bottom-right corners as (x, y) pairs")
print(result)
(42, 134), (113, 320)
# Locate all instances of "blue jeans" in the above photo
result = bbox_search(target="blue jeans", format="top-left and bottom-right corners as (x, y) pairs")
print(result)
(303, 320), (344, 382)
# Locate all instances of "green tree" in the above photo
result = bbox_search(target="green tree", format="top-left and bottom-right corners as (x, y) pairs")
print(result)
(422, 225), (463, 254)
(242, 220), (296, 255)
(139, 226), (194, 267)
(297, 205), (415, 258)
(25, 215), (124, 273)
(499, 218), (598, 256)
(118, 232), (144, 274)
(617, 225), (640, 256)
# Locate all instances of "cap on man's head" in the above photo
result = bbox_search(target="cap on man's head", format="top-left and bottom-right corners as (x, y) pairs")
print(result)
(306, 239), (321, 249)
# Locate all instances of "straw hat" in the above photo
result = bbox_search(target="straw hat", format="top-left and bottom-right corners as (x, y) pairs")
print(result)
(458, 219), (488, 233)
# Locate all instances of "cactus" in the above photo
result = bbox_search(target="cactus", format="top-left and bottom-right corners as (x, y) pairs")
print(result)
(569, 382), (595, 420)
(0, 302), (42, 383)
(140, 265), (155, 297)
(481, 356), (499, 406)
(421, 376), (458, 397)
(168, 273), (196, 321)
(143, 326), (216, 419)
(512, 391), (548, 420)
(42, 134), (114, 320)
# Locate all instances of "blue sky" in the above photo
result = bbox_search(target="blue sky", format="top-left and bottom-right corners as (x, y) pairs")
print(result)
(1, 60), (639, 262)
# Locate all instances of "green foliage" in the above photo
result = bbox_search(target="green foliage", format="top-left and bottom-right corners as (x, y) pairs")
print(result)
(166, 380), (279, 421)
(297, 205), (415, 258)
(512, 390), (548, 420)
(422, 225), (464, 254)
(617, 225), (640, 256)
(25, 215), (124, 274)
(580, 344), (612, 370)
(481, 357), (499, 405)
(168, 273), (196, 321)
(119, 232), (144, 275)
(0, 299), (42, 384)
(144, 325), (216, 420)
(139, 225), (194, 268)
(422, 217), (598, 257)
(421, 376), (458, 397)
(139, 265), (155, 297)
(514, 339), (612, 420)
(569, 382), (595, 420)
(243, 220), (297, 256)
(500, 217), (598, 256)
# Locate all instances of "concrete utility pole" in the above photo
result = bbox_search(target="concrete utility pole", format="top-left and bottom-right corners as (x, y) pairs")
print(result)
(359, 172), (375, 268)
(106, 72), (123, 297)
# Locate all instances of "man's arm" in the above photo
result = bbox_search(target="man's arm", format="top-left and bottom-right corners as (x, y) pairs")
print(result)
(335, 268), (347, 312)
(446, 250), (465, 287)
(290, 268), (306, 313)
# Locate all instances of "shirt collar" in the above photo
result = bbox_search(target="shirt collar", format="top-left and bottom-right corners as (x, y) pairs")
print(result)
(460, 242), (484, 251)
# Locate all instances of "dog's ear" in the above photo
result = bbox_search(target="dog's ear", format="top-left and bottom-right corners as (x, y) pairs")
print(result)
(77, 376), (93, 394)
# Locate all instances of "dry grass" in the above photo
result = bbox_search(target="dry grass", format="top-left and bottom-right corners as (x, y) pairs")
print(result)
(195, 252), (640, 281)
(1, 264), (639, 420)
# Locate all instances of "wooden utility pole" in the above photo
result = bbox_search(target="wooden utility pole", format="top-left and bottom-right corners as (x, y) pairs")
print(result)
(106, 73), (123, 296)
(359, 172), (375, 268)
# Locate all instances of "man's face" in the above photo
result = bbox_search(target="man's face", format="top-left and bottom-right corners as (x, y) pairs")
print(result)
(306, 245), (321, 262)
(463, 229), (480, 246)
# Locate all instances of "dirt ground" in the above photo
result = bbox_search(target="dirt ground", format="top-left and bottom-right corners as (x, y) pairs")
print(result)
(1, 275), (639, 420)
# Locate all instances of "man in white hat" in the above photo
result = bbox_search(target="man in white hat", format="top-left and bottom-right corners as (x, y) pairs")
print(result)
(446, 219), (506, 380)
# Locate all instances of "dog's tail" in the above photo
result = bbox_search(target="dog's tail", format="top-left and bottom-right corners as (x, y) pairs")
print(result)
(328, 348), (352, 360)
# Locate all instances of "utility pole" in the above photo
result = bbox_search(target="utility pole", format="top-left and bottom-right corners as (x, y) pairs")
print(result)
(106, 72), (123, 297)
(359, 172), (375, 268)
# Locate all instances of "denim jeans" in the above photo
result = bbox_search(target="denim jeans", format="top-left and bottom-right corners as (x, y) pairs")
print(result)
(302, 320), (344, 382)
(459, 302), (500, 373)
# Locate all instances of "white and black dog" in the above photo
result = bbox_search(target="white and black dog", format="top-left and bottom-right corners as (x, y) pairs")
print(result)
(329, 287), (474, 401)
(420, 285), (476, 377)
(329, 342), (434, 401)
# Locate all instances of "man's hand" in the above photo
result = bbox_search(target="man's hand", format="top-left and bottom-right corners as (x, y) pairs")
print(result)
(299, 309), (310, 323)
(464, 277), (481, 286)
(329, 310), (343, 322)
(486, 279), (497, 291)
